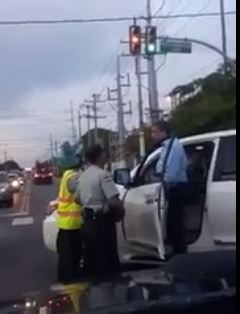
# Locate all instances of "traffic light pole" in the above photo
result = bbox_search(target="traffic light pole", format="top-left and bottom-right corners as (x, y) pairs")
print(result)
(135, 55), (146, 159)
(147, 0), (160, 123)
(220, 0), (228, 74)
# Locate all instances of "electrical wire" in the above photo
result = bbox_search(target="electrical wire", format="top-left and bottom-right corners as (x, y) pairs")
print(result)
(154, 0), (167, 16)
(173, 0), (212, 36)
(160, 0), (191, 33)
(160, 56), (222, 97)
(0, 12), (235, 26)
(156, 55), (167, 72)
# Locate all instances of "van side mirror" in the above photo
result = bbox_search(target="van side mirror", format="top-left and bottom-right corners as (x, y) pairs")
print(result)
(113, 168), (131, 187)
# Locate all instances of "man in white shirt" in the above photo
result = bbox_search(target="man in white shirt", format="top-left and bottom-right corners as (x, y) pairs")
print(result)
(75, 145), (125, 277)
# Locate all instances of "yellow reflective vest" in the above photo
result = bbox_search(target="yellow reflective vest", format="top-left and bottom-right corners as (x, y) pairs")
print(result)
(57, 170), (83, 230)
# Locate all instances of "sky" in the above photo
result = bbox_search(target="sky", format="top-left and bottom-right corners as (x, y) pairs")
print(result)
(0, 0), (236, 166)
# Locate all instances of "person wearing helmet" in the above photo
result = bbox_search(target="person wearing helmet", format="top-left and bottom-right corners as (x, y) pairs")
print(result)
(56, 154), (84, 283)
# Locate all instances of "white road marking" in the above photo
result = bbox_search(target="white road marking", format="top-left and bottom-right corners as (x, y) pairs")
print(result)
(12, 217), (34, 226)
(39, 307), (48, 314)
(0, 212), (28, 218)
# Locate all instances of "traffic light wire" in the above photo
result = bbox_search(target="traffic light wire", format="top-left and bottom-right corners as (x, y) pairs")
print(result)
(0, 11), (236, 26)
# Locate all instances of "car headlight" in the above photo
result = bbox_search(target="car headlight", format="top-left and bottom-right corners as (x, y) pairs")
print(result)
(11, 180), (19, 188)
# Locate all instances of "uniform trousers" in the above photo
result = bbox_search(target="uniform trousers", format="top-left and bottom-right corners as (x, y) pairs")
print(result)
(166, 183), (188, 254)
(82, 208), (120, 278)
(57, 229), (83, 283)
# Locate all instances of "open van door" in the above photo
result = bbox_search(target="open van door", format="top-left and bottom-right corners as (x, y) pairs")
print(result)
(207, 135), (236, 246)
(122, 155), (166, 260)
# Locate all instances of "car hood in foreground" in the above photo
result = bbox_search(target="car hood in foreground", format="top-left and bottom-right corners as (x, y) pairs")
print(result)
(0, 252), (236, 314)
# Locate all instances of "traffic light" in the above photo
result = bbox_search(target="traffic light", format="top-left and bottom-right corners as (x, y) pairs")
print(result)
(129, 25), (142, 55)
(145, 26), (157, 55)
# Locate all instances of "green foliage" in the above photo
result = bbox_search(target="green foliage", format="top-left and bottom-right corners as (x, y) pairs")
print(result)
(170, 62), (236, 137)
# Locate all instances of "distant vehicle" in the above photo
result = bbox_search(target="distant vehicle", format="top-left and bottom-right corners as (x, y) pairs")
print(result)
(0, 172), (14, 208)
(33, 162), (53, 185)
(10, 170), (26, 185)
(7, 173), (22, 192)
(44, 130), (236, 261)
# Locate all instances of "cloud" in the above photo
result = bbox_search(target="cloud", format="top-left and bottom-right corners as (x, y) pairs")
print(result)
(0, 0), (236, 165)
(0, 0), (149, 114)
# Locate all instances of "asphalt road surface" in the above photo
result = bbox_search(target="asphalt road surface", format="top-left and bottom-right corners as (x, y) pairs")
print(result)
(0, 180), (58, 302)
(0, 180), (236, 304)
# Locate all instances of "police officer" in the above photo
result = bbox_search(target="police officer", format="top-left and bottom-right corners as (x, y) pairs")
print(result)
(56, 156), (84, 283)
(151, 121), (188, 254)
(75, 145), (125, 277)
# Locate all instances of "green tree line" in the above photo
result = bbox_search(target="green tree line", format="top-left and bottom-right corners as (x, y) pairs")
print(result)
(170, 62), (236, 137)
(126, 62), (236, 156)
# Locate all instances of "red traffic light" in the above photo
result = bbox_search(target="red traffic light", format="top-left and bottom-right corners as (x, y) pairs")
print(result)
(129, 25), (142, 55)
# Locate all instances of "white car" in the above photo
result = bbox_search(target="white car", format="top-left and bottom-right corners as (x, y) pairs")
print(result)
(43, 130), (236, 262)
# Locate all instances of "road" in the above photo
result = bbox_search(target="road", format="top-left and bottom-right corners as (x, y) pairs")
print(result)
(0, 180), (236, 304)
(0, 180), (58, 302)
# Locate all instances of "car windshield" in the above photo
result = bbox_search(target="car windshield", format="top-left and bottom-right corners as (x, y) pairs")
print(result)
(0, 0), (236, 311)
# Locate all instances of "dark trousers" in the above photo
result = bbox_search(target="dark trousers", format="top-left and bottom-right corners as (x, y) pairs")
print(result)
(167, 183), (188, 254)
(83, 209), (120, 278)
(57, 229), (83, 283)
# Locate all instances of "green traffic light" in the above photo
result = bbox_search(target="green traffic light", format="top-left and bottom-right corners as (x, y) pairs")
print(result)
(147, 43), (156, 53)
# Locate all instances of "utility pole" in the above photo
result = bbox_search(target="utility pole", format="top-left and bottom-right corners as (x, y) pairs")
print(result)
(54, 140), (59, 156)
(82, 104), (92, 148)
(70, 102), (77, 144)
(108, 56), (131, 165)
(84, 94), (106, 145)
(146, 0), (160, 123)
(135, 55), (146, 159)
(3, 150), (7, 162)
(117, 56), (125, 150)
(220, 0), (228, 74)
(49, 134), (54, 169)
(77, 108), (82, 143)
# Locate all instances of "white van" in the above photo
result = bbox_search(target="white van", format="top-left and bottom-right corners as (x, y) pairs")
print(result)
(114, 130), (236, 261)
(43, 130), (236, 263)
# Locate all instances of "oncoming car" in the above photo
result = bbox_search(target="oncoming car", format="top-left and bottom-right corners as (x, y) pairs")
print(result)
(8, 173), (22, 192)
(0, 172), (14, 208)
(43, 130), (236, 263)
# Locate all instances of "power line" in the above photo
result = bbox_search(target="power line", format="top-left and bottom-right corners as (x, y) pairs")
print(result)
(154, 0), (167, 16)
(160, 57), (222, 97)
(173, 0), (212, 36)
(0, 138), (48, 143)
(0, 11), (236, 26)
(159, 0), (191, 33)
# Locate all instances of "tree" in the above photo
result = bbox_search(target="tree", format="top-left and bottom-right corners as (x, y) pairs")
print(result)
(169, 63), (236, 137)
(2, 160), (22, 172)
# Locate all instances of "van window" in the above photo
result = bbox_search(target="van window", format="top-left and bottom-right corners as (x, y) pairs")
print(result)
(214, 135), (236, 181)
(135, 158), (160, 186)
(184, 142), (215, 185)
